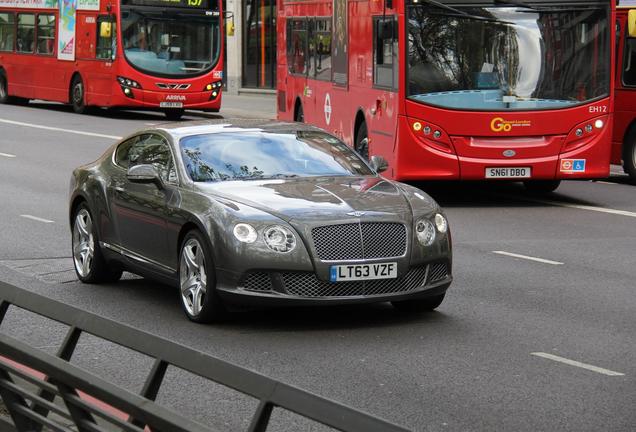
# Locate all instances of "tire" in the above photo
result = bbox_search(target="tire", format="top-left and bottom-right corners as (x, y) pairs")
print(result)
(622, 131), (636, 180)
(523, 180), (561, 194)
(355, 121), (369, 160)
(392, 293), (445, 312)
(70, 75), (88, 114)
(164, 109), (185, 121)
(0, 73), (8, 104)
(72, 203), (122, 283)
(294, 102), (304, 123)
(178, 230), (227, 323)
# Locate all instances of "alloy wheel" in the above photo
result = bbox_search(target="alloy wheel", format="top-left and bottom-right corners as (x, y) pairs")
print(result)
(72, 209), (95, 278)
(180, 238), (208, 317)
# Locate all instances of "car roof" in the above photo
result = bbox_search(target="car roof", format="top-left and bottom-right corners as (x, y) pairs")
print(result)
(155, 118), (327, 139)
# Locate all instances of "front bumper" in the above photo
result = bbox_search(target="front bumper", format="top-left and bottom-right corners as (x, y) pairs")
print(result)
(216, 260), (452, 308)
(109, 85), (222, 111)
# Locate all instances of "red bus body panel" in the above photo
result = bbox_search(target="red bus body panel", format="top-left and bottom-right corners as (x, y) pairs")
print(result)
(277, 0), (615, 182)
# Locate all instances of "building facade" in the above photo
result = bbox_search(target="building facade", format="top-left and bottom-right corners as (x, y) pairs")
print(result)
(225, 0), (277, 94)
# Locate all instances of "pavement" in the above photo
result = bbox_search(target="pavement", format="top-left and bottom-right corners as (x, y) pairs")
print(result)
(0, 98), (635, 431)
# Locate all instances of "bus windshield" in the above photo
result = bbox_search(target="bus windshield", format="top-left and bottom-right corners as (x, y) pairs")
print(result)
(406, 5), (610, 111)
(121, 10), (219, 77)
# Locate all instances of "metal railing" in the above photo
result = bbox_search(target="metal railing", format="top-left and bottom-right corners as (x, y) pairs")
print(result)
(0, 280), (410, 432)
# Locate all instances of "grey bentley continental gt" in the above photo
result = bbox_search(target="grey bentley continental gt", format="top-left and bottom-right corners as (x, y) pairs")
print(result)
(69, 119), (452, 322)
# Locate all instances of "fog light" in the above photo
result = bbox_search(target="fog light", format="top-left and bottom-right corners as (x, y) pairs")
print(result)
(585, 124), (593, 133)
(595, 119), (604, 129)
(212, 91), (218, 98)
(233, 223), (257, 243)
(575, 128), (583, 137)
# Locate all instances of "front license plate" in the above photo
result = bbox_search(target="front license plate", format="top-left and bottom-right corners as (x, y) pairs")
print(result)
(160, 102), (183, 108)
(485, 167), (531, 178)
(330, 262), (398, 282)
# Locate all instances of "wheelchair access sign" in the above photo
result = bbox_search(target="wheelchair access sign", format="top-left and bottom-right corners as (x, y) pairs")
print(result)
(560, 159), (586, 173)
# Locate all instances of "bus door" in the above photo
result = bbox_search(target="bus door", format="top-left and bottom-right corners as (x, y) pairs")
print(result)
(78, 14), (116, 104)
(286, 18), (311, 121)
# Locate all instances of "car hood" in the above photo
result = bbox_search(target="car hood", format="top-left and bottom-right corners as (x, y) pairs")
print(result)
(196, 176), (418, 222)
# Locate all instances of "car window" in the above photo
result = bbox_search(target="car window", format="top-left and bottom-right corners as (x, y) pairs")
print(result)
(115, 134), (177, 184)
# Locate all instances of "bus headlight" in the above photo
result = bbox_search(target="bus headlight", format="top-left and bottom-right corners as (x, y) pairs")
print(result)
(117, 76), (141, 89)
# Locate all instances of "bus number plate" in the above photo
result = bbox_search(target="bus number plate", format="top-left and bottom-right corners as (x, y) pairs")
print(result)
(330, 262), (397, 282)
(160, 102), (183, 108)
(485, 167), (531, 178)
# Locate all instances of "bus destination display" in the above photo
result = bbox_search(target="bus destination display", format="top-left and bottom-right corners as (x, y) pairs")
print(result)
(121, 0), (212, 9)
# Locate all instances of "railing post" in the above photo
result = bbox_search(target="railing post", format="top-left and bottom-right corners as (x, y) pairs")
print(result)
(129, 358), (169, 428)
(54, 380), (97, 432)
(0, 369), (40, 431)
(247, 400), (274, 432)
(0, 300), (9, 325)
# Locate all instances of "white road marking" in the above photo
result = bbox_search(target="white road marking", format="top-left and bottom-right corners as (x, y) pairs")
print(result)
(495, 193), (636, 219)
(531, 352), (625, 376)
(492, 251), (563, 265)
(593, 181), (616, 185)
(0, 152), (16, 158)
(0, 118), (122, 140)
(145, 122), (158, 126)
(20, 214), (54, 224)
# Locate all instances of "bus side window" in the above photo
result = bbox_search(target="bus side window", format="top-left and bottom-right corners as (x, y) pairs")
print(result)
(313, 18), (332, 81)
(0, 13), (15, 52)
(36, 14), (55, 55)
(373, 16), (398, 90)
(16, 13), (35, 53)
(96, 16), (116, 60)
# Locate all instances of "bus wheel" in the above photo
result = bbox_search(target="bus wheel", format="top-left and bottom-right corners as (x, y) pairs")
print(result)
(622, 133), (636, 180)
(164, 109), (185, 121)
(294, 102), (304, 123)
(71, 76), (88, 114)
(355, 121), (369, 160)
(523, 180), (561, 194)
(0, 73), (8, 104)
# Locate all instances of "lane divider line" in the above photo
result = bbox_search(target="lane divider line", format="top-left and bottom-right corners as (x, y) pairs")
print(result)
(20, 214), (54, 224)
(493, 193), (636, 219)
(0, 152), (16, 158)
(0, 118), (122, 140)
(492, 251), (563, 265)
(531, 352), (625, 376)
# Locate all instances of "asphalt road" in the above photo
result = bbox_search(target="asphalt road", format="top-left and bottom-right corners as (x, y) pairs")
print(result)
(0, 101), (635, 432)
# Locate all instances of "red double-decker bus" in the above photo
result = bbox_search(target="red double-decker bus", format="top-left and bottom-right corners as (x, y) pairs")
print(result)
(277, 0), (615, 192)
(0, 0), (223, 119)
(613, 0), (636, 180)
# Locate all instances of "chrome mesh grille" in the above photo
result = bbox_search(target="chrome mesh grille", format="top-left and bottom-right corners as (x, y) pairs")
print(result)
(311, 222), (407, 261)
(281, 266), (427, 298)
(241, 272), (273, 292)
(312, 223), (363, 261)
(428, 263), (448, 283)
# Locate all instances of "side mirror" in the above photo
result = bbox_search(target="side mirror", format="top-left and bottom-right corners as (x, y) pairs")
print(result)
(370, 155), (389, 173)
(127, 164), (164, 189)
(629, 10), (636, 37)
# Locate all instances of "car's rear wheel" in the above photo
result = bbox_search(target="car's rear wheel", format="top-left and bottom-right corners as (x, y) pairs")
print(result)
(164, 109), (185, 121)
(522, 180), (561, 194)
(294, 102), (304, 123)
(72, 204), (122, 283)
(392, 293), (445, 312)
(178, 231), (227, 323)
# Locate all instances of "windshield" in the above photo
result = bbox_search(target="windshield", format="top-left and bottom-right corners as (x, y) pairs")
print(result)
(180, 131), (374, 182)
(121, 10), (220, 77)
(407, 5), (610, 110)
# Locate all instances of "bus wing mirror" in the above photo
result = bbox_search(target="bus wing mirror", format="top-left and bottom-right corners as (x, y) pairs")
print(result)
(629, 10), (636, 37)
(100, 22), (112, 38)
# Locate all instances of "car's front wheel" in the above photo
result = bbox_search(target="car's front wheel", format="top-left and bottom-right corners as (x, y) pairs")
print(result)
(178, 231), (227, 323)
(72, 204), (122, 283)
(392, 293), (445, 312)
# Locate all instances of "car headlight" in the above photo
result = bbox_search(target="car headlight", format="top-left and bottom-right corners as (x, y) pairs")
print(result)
(434, 213), (448, 233)
(415, 219), (436, 246)
(233, 223), (257, 243)
(264, 225), (296, 253)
